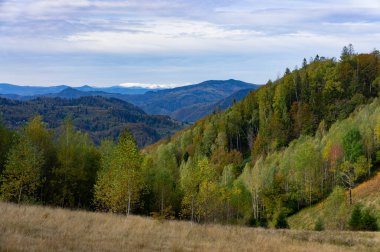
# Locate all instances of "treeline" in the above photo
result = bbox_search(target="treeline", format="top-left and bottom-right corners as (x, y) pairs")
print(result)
(1, 46), (380, 229)
(137, 46), (380, 226)
(0, 116), (99, 208)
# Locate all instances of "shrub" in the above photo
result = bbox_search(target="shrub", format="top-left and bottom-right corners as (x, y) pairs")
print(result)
(349, 204), (362, 231)
(360, 209), (378, 231)
(314, 218), (325, 231)
(349, 204), (379, 231)
(274, 211), (289, 229)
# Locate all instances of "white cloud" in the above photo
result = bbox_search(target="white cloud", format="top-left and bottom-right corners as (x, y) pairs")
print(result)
(0, 0), (379, 85)
(119, 82), (189, 89)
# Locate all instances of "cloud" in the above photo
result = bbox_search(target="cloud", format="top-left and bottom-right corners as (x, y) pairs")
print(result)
(0, 0), (379, 86)
(119, 82), (189, 89)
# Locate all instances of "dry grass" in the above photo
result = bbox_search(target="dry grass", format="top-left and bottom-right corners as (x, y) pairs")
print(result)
(289, 172), (380, 230)
(0, 202), (379, 252)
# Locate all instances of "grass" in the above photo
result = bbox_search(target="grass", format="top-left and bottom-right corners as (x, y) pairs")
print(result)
(289, 171), (380, 230)
(1, 202), (380, 251)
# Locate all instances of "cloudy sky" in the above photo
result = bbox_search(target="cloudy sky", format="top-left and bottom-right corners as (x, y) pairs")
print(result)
(0, 0), (379, 87)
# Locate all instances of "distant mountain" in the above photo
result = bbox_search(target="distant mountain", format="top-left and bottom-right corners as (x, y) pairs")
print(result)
(0, 83), (158, 96)
(121, 79), (259, 122)
(170, 88), (255, 122)
(76, 85), (162, 94)
(0, 96), (185, 148)
(0, 83), (69, 96)
(0, 80), (260, 122)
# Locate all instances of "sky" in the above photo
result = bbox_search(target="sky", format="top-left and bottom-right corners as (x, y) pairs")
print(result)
(0, 0), (379, 87)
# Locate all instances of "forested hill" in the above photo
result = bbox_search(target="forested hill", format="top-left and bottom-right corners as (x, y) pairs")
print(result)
(139, 47), (380, 226)
(1, 47), (379, 231)
(0, 80), (258, 123)
(0, 96), (184, 147)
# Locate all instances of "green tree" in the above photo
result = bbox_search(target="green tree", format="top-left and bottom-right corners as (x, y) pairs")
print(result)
(94, 130), (142, 215)
(23, 115), (55, 203)
(52, 118), (100, 208)
(0, 138), (44, 203)
(338, 158), (367, 205)
(348, 204), (362, 230)
(274, 209), (289, 229)
(360, 208), (379, 231)
(343, 129), (363, 162)
(0, 119), (13, 175)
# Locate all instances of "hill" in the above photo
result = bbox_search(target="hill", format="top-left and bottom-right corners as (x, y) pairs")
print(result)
(137, 49), (380, 226)
(288, 171), (380, 230)
(1, 80), (259, 122)
(0, 96), (184, 147)
(122, 79), (258, 121)
(0, 202), (378, 252)
(0, 83), (158, 96)
(170, 88), (255, 122)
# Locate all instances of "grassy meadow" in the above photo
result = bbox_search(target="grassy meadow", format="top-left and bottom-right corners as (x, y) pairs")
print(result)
(0, 202), (379, 252)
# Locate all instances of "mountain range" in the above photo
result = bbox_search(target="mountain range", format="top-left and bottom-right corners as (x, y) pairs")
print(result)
(0, 80), (259, 122)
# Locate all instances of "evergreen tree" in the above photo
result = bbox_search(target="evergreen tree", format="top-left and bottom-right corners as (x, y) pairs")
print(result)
(348, 204), (362, 231)
(274, 210), (289, 229)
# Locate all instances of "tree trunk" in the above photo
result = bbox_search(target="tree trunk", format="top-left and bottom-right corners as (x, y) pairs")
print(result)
(161, 189), (164, 215)
(18, 186), (23, 204)
(191, 196), (194, 222)
(126, 191), (131, 216)
(349, 187), (352, 205)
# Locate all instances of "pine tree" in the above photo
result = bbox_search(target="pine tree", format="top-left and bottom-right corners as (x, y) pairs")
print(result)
(348, 204), (362, 230)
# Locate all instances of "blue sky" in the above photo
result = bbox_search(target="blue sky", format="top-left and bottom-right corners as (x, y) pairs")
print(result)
(0, 0), (379, 87)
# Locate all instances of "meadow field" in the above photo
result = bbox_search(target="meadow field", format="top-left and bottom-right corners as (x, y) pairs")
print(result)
(0, 202), (379, 252)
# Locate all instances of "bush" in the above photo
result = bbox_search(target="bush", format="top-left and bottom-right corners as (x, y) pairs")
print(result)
(349, 204), (362, 231)
(360, 209), (378, 231)
(314, 218), (325, 231)
(274, 211), (289, 229)
(349, 204), (378, 231)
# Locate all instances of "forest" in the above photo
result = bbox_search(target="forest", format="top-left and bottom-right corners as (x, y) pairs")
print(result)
(1, 45), (380, 230)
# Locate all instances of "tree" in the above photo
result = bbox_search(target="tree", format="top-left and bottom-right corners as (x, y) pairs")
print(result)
(180, 157), (201, 222)
(338, 158), (367, 205)
(52, 118), (100, 208)
(348, 204), (362, 230)
(151, 143), (179, 217)
(360, 208), (379, 231)
(94, 130), (142, 215)
(0, 119), (13, 175)
(0, 138), (44, 203)
(23, 115), (55, 203)
(274, 209), (289, 229)
(349, 204), (378, 231)
(343, 129), (363, 162)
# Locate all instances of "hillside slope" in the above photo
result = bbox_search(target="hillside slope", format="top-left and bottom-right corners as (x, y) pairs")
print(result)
(0, 202), (378, 252)
(124, 79), (258, 121)
(0, 96), (184, 147)
(138, 50), (380, 225)
(288, 172), (380, 230)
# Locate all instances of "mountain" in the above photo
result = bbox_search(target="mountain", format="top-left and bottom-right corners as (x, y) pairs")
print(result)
(0, 83), (69, 96)
(0, 96), (185, 147)
(0, 80), (259, 122)
(0, 83), (158, 96)
(170, 88), (255, 122)
(140, 50), (380, 227)
(121, 79), (259, 122)
(76, 85), (161, 94)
